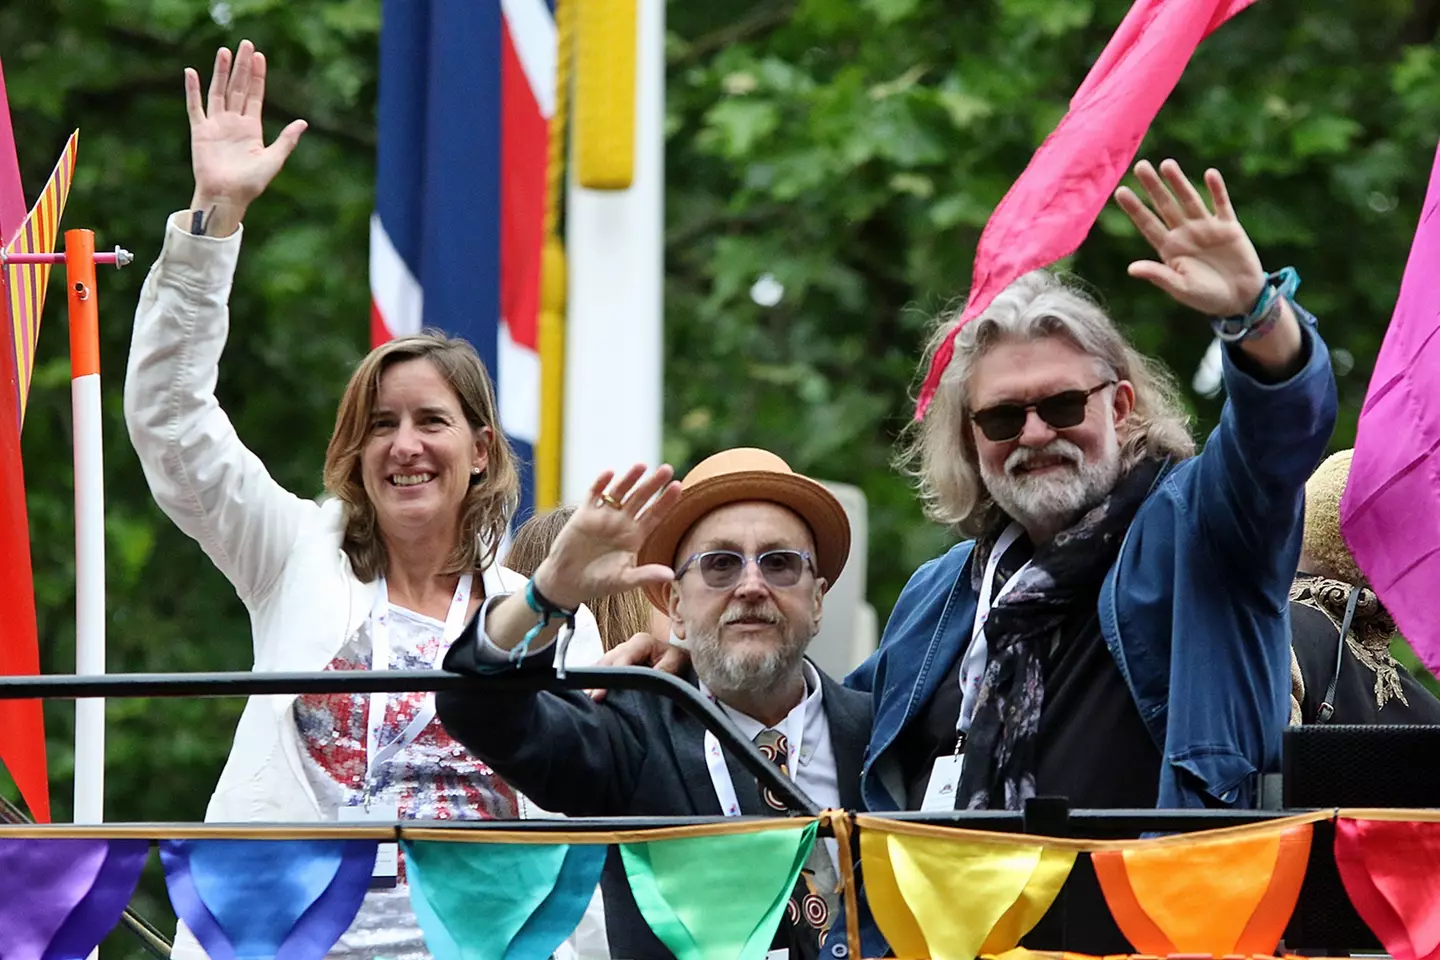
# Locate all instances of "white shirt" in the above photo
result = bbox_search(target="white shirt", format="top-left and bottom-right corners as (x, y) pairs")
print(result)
(699, 660), (841, 816)
(702, 661), (841, 871)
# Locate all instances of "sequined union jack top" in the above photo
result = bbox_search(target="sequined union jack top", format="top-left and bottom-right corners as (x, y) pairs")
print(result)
(293, 603), (519, 832)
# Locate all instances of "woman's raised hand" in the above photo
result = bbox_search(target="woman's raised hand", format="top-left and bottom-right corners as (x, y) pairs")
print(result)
(185, 40), (307, 236)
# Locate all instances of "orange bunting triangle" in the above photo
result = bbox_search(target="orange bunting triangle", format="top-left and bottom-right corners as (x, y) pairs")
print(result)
(1092, 818), (1314, 955)
(4, 129), (77, 424)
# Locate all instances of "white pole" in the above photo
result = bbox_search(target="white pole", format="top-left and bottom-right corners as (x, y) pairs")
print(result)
(65, 230), (105, 827)
(561, 0), (665, 501)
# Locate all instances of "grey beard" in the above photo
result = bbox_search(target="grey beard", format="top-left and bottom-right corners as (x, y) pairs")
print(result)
(982, 439), (1121, 535)
(689, 622), (809, 703)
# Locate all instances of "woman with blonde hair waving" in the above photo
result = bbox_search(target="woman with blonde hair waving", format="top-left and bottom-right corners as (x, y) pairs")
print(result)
(124, 41), (601, 958)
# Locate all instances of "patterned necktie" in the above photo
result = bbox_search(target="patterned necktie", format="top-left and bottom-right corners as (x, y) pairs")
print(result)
(754, 728), (839, 956)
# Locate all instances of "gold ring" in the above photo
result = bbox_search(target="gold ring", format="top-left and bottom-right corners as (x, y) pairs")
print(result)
(597, 492), (623, 510)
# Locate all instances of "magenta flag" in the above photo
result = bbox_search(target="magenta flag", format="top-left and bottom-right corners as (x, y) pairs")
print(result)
(915, 0), (1260, 418)
(1341, 141), (1440, 678)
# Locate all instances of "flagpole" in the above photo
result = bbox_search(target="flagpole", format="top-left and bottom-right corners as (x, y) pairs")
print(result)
(64, 228), (105, 826)
(561, 0), (664, 500)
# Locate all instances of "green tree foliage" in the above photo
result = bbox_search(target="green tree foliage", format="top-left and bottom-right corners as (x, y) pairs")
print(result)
(0, 0), (1437, 952)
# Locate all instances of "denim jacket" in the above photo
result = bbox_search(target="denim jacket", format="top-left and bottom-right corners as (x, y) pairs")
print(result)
(850, 317), (1337, 813)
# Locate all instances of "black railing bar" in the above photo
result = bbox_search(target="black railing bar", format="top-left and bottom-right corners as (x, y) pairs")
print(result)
(0, 668), (821, 818)
(3, 815), (814, 835)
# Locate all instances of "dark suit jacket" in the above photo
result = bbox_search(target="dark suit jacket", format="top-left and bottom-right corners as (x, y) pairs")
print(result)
(438, 633), (872, 960)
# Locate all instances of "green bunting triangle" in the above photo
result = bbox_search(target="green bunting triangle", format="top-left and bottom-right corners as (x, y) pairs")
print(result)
(621, 823), (817, 960)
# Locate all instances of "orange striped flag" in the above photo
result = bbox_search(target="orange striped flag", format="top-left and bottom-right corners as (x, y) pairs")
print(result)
(4, 129), (77, 423)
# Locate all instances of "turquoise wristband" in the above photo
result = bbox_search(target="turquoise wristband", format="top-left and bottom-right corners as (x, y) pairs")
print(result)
(1211, 267), (1301, 343)
(512, 580), (577, 663)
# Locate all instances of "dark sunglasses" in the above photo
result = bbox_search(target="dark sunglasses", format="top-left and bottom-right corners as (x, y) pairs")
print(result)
(970, 381), (1116, 443)
(674, 549), (815, 590)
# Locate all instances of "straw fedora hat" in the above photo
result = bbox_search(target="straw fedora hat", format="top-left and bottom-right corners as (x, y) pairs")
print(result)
(637, 448), (851, 611)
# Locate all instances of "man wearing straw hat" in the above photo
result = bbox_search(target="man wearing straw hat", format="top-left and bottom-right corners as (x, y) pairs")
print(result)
(438, 449), (872, 960)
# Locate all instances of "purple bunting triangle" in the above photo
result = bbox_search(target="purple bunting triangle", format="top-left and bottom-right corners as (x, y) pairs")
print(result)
(0, 837), (148, 960)
(160, 839), (377, 960)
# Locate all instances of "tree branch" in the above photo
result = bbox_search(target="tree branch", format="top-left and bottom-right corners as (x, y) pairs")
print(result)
(669, 3), (798, 70)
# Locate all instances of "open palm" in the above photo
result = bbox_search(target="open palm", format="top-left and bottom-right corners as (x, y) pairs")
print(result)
(186, 41), (307, 210)
(533, 466), (683, 610)
(1115, 159), (1267, 318)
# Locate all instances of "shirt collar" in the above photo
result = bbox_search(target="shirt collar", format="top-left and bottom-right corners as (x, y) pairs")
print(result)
(699, 659), (824, 742)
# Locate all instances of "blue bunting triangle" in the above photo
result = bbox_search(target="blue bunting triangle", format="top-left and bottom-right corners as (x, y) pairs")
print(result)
(160, 838), (377, 960)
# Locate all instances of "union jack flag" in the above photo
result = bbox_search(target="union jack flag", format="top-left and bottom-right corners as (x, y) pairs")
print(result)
(370, 0), (553, 520)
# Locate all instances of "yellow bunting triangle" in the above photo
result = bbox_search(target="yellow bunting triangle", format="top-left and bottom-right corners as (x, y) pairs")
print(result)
(859, 823), (1076, 960)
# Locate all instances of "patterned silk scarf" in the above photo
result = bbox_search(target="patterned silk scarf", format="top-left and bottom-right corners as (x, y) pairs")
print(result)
(957, 457), (1164, 810)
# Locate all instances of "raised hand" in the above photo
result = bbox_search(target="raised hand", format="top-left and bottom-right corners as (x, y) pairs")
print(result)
(1114, 159), (1267, 318)
(531, 465), (683, 611)
(185, 41), (307, 234)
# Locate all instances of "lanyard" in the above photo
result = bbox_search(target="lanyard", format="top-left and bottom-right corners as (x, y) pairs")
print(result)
(702, 691), (804, 818)
(363, 573), (473, 801)
(955, 523), (1030, 740)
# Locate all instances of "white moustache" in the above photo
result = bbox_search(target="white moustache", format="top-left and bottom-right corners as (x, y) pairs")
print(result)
(1006, 440), (1083, 477)
(722, 607), (782, 626)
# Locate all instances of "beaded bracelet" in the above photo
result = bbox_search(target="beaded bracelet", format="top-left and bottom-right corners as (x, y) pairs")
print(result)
(1210, 267), (1302, 343)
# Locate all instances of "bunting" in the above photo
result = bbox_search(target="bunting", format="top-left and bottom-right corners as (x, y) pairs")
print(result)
(159, 838), (378, 960)
(404, 840), (607, 960)
(858, 822), (1075, 960)
(0, 837), (147, 960)
(1333, 814), (1440, 960)
(0, 810), (1423, 957)
(1091, 818), (1314, 954)
(620, 821), (816, 960)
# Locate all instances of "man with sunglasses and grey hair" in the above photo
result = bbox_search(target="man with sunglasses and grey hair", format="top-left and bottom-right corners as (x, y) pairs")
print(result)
(437, 449), (871, 960)
(873, 158), (1337, 825)
(838, 157), (1336, 954)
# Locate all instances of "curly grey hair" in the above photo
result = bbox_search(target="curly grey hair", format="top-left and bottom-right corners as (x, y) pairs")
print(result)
(900, 270), (1197, 537)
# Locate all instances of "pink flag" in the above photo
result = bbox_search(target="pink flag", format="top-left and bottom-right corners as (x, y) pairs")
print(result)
(915, 0), (1260, 418)
(1341, 141), (1440, 678)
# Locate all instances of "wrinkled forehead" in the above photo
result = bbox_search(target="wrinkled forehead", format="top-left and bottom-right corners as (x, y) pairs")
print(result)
(674, 501), (817, 565)
(967, 335), (1109, 409)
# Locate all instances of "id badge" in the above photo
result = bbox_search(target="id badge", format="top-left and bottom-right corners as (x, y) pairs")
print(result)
(920, 754), (963, 812)
(337, 798), (400, 887)
(764, 951), (789, 960)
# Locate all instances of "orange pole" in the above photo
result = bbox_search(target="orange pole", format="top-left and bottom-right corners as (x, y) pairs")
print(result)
(64, 229), (98, 378)
(64, 226), (107, 826)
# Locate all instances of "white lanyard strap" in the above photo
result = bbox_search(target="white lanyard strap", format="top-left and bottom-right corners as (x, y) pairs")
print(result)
(364, 573), (474, 794)
(702, 696), (802, 818)
(957, 523), (1030, 736)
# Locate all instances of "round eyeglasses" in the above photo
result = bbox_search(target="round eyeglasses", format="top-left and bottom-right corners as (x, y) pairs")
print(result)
(674, 549), (815, 590)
